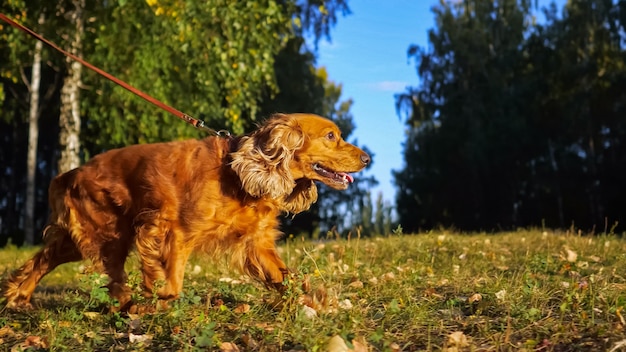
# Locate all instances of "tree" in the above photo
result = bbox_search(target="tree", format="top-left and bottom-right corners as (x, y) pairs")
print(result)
(57, 0), (85, 173)
(1, 1), (63, 245)
(395, 0), (535, 231)
(532, 0), (626, 229)
(395, 0), (626, 232)
(79, 0), (296, 154)
(24, 14), (44, 245)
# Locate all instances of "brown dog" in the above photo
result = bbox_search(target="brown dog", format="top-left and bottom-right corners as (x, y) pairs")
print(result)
(3, 113), (370, 311)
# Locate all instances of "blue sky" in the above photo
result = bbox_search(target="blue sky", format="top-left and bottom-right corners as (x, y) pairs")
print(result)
(315, 0), (565, 205)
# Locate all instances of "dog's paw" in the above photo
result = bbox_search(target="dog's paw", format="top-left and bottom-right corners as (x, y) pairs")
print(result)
(298, 284), (339, 314)
(125, 300), (170, 315)
(5, 299), (34, 311)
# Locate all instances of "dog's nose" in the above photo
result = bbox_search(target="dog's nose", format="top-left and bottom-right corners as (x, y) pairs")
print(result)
(360, 153), (371, 166)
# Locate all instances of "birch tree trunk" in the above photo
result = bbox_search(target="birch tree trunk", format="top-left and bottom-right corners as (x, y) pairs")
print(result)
(58, 0), (85, 173)
(24, 14), (45, 246)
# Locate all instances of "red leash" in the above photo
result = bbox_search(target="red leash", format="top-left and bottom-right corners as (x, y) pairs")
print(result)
(0, 12), (229, 137)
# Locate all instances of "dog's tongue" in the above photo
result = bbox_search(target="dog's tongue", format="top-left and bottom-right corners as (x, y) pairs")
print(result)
(340, 172), (354, 183)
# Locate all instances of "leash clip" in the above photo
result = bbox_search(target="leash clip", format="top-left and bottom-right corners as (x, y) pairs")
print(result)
(194, 118), (231, 138)
(216, 130), (231, 138)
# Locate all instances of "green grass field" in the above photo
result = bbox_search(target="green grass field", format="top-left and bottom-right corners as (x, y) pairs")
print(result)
(1, 230), (625, 351)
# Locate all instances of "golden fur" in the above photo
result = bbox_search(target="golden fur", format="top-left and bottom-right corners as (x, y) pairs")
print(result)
(3, 113), (370, 311)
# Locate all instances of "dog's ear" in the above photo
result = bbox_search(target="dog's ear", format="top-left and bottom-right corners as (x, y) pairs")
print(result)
(230, 114), (303, 198)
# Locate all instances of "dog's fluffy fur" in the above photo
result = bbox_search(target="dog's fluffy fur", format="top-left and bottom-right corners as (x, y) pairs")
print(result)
(3, 113), (370, 310)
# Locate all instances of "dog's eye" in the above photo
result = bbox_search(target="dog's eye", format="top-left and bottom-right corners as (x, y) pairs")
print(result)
(326, 132), (336, 141)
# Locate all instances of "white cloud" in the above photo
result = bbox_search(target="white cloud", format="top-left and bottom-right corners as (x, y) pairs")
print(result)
(366, 81), (409, 92)
(318, 39), (339, 49)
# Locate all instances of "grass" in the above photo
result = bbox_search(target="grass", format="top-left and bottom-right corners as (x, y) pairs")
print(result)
(1, 229), (626, 351)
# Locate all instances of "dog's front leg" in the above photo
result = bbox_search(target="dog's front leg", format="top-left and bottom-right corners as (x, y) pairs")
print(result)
(242, 236), (289, 292)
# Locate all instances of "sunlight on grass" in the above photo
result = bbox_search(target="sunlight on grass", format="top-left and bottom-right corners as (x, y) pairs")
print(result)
(1, 230), (625, 350)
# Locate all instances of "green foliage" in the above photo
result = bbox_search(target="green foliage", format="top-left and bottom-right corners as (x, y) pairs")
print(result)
(191, 320), (218, 348)
(82, 0), (294, 152)
(395, 0), (626, 232)
(78, 273), (114, 308)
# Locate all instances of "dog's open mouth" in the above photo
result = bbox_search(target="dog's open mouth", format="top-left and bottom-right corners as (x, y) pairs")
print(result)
(312, 163), (354, 186)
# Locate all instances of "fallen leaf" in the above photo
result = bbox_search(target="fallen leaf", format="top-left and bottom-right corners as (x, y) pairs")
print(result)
(468, 293), (482, 303)
(564, 248), (578, 262)
(234, 304), (251, 314)
(11, 335), (49, 352)
(302, 274), (311, 292)
(0, 326), (16, 338)
(299, 293), (314, 308)
(192, 264), (202, 275)
(495, 289), (506, 301)
(73, 333), (84, 344)
(448, 331), (469, 347)
(327, 335), (349, 352)
(576, 261), (589, 269)
(253, 322), (274, 332)
(338, 299), (353, 310)
(351, 336), (369, 352)
(218, 277), (242, 284)
(241, 332), (258, 349)
(220, 342), (240, 352)
(389, 342), (401, 352)
(381, 272), (395, 281)
(129, 333), (153, 344)
(347, 280), (364, 289)
(128, 318), (141, 332)
(423, 287), (444, 299)
(301, 305), (317, 319)
(211, 297), (225, 309)
(83, 311), (100, 320)
(589, 255), (601, 262)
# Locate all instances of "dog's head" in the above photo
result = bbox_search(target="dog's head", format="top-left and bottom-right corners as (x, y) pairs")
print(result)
(230, 113), (370, 213)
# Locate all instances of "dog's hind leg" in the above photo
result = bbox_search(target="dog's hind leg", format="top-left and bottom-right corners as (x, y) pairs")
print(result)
(135, 219), (190, 308)
(3, 226), (82, 309)
(98, 237), (133, 312)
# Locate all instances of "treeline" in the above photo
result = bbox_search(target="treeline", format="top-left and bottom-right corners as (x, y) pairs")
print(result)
(0, 0), (385, 246)
(395, 0), (626, 233)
